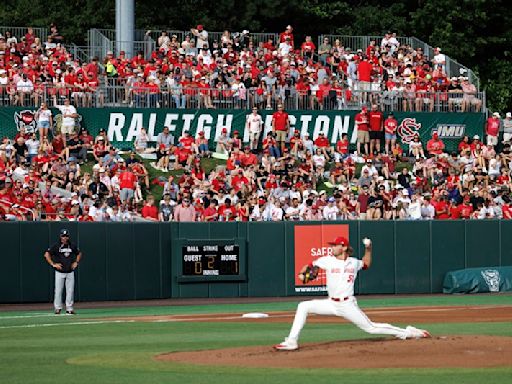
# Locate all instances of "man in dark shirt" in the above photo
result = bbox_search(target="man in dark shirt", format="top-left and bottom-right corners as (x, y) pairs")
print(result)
(88, 175), (109, 198)
(44, 229), (82, 314)
(66, 132), (85, 163)
(13, 137), (28, 164)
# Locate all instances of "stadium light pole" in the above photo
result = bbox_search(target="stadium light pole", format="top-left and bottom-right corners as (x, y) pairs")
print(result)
(116, 0), (134, 58)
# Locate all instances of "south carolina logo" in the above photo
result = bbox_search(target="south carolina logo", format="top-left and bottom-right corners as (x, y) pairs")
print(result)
(14, 110), (38, 133)
(397, 118), (422, 143)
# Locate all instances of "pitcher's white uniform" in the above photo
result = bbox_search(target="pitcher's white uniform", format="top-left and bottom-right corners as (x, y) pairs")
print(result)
(275, 237), (430, 351)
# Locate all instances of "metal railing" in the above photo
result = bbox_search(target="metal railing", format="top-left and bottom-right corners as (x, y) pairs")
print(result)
(65, 44), (93, 63)
(88, 29), (114, 65)
(319, 35), (412, 52)
(88, 29), (156, 60)
(0, 26), (49, 41)
(144, 29), (185, 47)
(319, 34), (480, 91)
(138, 29), (278, 48)
(0, 83), (485, 113)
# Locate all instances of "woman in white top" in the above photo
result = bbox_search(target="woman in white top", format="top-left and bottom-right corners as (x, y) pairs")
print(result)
(134, 127), (152, 153)
(408, 134), (425, 159)
(158, 31), (171, 52)
(312, 148), (326, 179)
(35, 102), (53, 139)
(25, 132), (40, 163)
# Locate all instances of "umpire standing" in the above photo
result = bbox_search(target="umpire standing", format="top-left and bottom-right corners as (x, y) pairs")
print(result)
(44, 229), (82, 315)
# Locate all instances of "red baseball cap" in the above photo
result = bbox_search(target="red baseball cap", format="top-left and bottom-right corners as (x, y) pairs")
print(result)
(222, 127), (228, 133)
(328, 236), (350, 246)
(197, 25), (203, 30)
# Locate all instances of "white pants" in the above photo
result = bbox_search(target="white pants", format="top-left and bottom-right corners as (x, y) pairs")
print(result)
(487, 135), (498, 146)
(288, 297), (408, 341)
(61, 123), (75, 135)
(54, 271), (75, 311)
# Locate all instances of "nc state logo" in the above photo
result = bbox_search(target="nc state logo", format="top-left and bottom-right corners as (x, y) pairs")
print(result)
(397, 118), (422, 143)
(14, 110), (38, 133)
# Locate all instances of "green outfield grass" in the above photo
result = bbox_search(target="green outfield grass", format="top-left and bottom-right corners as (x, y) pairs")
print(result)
(1, 295), (511, 384)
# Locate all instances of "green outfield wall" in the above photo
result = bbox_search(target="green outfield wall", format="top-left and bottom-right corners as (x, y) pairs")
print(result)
(3, 107), (484, 152)
(1, 220), (511, 303)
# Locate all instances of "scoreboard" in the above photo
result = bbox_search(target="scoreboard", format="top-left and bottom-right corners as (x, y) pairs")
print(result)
(176, 239), (246, 283)
(182, 244), (240, 276)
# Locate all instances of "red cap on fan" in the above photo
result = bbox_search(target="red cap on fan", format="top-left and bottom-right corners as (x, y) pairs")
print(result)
(328, 236), (349, 246)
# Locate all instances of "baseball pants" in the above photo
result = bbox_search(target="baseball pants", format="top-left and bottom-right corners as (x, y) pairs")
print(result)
(287, 297), (408, 340)
(54, 271), (75, 311)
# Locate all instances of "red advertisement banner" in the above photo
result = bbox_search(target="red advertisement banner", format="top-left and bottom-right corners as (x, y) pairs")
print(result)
(293, 224), (349, 293)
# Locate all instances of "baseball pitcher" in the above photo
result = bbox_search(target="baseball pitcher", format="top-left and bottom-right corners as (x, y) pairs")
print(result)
(274, 236), (430, 351)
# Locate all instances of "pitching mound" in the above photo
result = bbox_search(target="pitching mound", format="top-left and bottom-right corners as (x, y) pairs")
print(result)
(156, 336), (512, 369)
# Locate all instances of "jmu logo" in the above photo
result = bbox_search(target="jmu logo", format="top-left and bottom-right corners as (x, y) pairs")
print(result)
(433, 124), (466, 139)
(481, 269), (500, 292)
(14, 110), (38, 133)
(397, 118), (421, 143)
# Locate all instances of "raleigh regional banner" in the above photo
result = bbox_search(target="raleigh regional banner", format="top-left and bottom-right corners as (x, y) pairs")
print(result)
(1, 107), (485, 152)
(294, 224), (349, 294)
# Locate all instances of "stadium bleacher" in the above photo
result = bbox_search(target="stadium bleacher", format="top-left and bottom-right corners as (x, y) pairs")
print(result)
(0, 25), (509, 223)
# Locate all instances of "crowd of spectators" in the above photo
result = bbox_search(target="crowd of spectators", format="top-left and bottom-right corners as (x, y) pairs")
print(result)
(0, 95), (511, 222)
(0, 26), (482, 111)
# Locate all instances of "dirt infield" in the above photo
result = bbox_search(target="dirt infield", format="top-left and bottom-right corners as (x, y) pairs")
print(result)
(147, 305), (512, 369)
(105, 305), (512, 324)
(155, 335), (512, 369)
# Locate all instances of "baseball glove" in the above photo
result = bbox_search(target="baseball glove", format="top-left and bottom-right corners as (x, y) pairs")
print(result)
(301, 265), (320, 284)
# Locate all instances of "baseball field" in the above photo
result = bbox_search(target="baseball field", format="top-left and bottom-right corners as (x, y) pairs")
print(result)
(1, 294), (511, 384)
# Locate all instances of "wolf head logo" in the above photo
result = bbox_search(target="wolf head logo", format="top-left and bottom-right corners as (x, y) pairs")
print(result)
(481, 269), (500, 292)
(14, 110), (37, 133)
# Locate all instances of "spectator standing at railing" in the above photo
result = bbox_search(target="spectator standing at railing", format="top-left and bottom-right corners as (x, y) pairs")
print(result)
(158, 31), (171, 52)
(35, 102), (53, 139)
(369, 104), (384, 154)
(191, 25), (208, 49)
(355, 106), (370, 155)
(384, 112), (398, 154)
(503, 112), (512, 143)
(318, 37), (331, 66)
(246, 107), (263, 150)
(56, 98), (78, 135)
(272, 104), (290, 153)
(357, 55), (372, 103)
(433, 48), (446, 71)
(486, 112), (501, 147)
(301, 36), (316, 60)
(279, 25), (294, 48)
(461, 78), (481, 112)
(16, 73), (33, 106)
